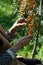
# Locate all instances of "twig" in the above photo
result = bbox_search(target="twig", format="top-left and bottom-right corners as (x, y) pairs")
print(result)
(32, 0), (42, 58)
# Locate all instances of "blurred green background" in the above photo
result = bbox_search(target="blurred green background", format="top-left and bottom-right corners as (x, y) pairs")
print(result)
(0, 0), (43, 63)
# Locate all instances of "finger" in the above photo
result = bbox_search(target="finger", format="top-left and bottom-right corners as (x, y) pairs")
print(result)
(22, 35), (32, 41)
(18, 35), (32, 42)
(17, 18), (27, 23)
(19, 23), (26, 26)
(23, 35), (32, 43)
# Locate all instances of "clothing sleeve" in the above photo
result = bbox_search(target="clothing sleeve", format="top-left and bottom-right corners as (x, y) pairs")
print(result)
(0, 52), (12, 65)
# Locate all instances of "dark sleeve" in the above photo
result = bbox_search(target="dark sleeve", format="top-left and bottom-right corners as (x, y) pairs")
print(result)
(0, 52), (12, 65)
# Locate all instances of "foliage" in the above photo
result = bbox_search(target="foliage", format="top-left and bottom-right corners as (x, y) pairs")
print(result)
(0, 0), (43, 63)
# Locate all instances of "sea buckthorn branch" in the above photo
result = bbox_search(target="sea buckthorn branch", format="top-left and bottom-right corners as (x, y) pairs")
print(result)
(18, 0), (38, 35)
(17, 0), (42, 59)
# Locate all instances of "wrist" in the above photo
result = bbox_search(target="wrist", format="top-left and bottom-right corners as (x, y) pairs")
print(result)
(7, 48), (17, 60)
(12, 46), (18, 52)
(8, 25), (18, 36)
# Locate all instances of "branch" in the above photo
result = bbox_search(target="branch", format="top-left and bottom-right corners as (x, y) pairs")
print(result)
(32, 0), (42, 58)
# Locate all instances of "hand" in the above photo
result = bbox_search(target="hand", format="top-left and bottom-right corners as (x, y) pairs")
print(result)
(13, 18), (27, 28)
(9, 18), (27, 36)
(12, 35), (32, 52)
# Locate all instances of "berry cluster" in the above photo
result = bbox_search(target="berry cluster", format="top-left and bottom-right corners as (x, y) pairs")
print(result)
(18, 0), (38, 35)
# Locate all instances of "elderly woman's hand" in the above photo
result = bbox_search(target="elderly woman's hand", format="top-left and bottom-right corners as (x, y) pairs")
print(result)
(12, 35), (32, 52)
(11, 18), (26, 28)
(8, 18), (27, 36)
(9, 18), (27, 31)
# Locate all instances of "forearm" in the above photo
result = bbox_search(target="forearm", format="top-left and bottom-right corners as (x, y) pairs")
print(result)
(0, 33), (10, 53)
(0, 25), (10, 41)
(0, 25), (7, 38)
(8, 25), (18, 37)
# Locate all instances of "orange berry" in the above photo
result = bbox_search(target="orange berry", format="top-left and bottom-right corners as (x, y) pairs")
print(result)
(27, 16), (32, 21)
(26, 6), (30, 10)
(19, 6), (22, 10)
(18, 0), (22, 5)
(19, 12), (23, 16)
(28, 24), (32, 29)
(28, 31), (33, 35)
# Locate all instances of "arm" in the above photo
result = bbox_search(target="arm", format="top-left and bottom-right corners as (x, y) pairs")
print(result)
(0, 33), (10, 53)
(12, 35), (32, 52)
(0, 49), (26, 65)
(0, 18), (26, 41)
(8, 18), (26, 37)
(0, 25), (8, 39)
(0, 35), (32, 65)
(0, 33), (32, 53)
(0, 52), (12, 65)
(6, 35), (32, 65)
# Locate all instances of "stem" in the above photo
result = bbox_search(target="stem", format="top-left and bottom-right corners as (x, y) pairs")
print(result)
(32, 0), (42, 58)
(39, 0), (42, 15)
(32, 31), (38, 58)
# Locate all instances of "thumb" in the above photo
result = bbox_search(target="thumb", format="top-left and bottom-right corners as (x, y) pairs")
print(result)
(19, 23), (26, 26)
